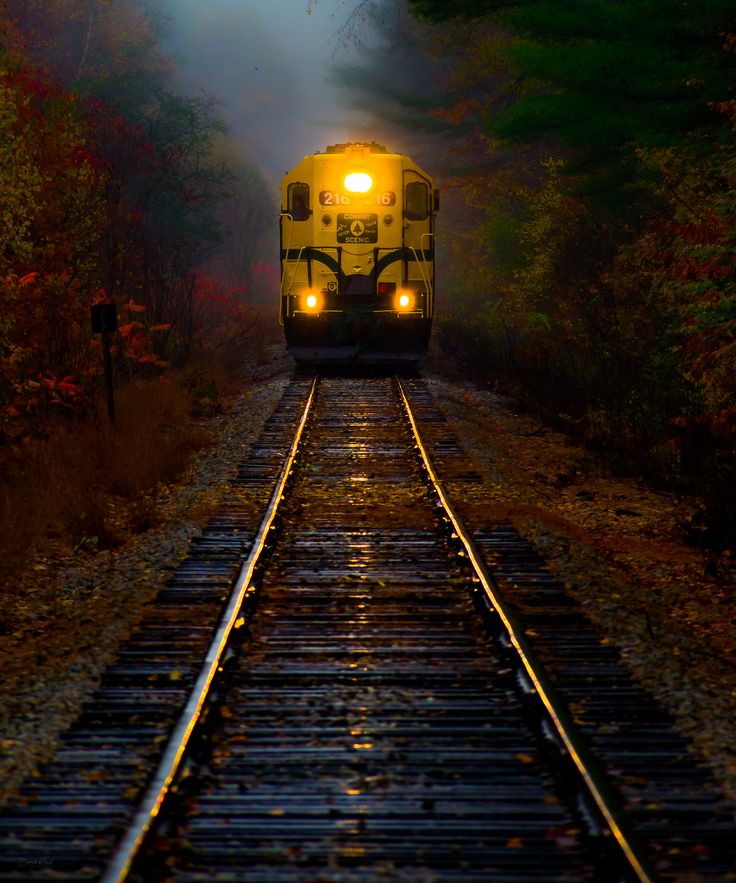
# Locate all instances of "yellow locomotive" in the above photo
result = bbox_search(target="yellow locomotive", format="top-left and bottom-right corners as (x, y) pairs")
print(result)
(279, 142), (437, 362)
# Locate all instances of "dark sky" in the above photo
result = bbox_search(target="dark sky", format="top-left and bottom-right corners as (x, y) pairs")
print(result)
(156, 0), (374, 182)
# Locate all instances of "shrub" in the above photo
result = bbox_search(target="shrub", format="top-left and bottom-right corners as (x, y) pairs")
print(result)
(0, 377), (210, 626)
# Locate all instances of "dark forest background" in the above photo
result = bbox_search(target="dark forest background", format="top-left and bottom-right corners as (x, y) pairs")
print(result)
(0, 0), (276, 585)
(0, 0), (734, 583)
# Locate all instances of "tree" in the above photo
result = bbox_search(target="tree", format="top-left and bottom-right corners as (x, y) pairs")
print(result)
(0, 51), (105, 436)
(409, 0), (736, 540)
(1, 0), (271, 439)
(411, 0), (736, 185)
(206, 137), (276, 302)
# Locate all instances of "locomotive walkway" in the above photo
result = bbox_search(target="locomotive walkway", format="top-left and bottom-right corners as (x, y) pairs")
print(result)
(0, 374), (733, 881)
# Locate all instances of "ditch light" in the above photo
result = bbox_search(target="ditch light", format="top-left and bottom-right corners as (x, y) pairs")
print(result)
(395, 289), (416, 312)
(300, 290), (324, 313)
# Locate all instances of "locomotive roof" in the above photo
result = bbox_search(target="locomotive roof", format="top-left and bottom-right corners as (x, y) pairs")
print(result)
(323, 142), (389, 154)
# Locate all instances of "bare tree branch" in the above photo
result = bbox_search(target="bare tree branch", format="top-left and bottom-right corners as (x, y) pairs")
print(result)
(76, 5), (97, 81)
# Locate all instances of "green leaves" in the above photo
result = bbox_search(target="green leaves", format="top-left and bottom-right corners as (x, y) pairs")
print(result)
(415, 0), (735, 177)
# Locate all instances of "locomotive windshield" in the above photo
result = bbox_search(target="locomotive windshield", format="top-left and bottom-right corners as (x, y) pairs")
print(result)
(287, 182), (310, 221)
(405, 181), (429, 221)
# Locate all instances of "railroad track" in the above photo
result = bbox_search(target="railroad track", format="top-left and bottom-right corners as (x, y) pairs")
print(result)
(0, 373), (733, 882)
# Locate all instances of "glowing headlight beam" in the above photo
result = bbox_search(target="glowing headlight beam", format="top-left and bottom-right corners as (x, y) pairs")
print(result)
(344, 172), (373, 193)
(300, 290), (324, 313)
(395, 289), (415, 312)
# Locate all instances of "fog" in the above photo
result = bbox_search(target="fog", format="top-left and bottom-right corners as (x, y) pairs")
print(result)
(154, 0), (378, 182)
(151, 0), (462, 301)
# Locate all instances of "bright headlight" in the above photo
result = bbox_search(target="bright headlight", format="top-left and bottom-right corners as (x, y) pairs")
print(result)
(395, 289), (415, 312)
(300, 290), (324, 313)
(344, 172), (373, 193)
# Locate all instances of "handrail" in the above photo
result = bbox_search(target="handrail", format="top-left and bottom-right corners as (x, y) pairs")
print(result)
(279, 214), (308, 321)
(409, 233), (434, 317)
(278, 212), (294, 325)
(279, 212), (294, 299)
(420, 232), (435, 316)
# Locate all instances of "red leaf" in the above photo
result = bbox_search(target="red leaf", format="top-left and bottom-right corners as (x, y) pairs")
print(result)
(118, 321), (145, 337)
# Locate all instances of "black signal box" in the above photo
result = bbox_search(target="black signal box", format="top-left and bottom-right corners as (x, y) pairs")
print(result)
(91, 303), (118, 333)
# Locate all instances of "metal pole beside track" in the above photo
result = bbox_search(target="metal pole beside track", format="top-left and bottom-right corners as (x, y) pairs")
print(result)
(101, 376), (319, 883)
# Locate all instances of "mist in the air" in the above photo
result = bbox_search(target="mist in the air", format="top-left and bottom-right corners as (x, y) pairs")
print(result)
(152, 0), (375, 180)
(152, 0), (459, 179)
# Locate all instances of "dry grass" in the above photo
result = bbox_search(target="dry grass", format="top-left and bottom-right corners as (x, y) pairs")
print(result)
(0, 378), (210, 624)
(184, 312), (282, 414)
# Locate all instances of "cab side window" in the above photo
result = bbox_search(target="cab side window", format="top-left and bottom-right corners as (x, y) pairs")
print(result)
(288, 182), (310, 221)
(404, 182), (429, 221)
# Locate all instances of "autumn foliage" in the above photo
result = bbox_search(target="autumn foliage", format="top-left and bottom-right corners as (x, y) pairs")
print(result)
(0, 2), (274, 581)
(0, 2), (272, 441)
(410, 0), (736, 547)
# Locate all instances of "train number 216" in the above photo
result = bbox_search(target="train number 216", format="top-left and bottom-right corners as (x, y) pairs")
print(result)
(319, 191), (396, 206)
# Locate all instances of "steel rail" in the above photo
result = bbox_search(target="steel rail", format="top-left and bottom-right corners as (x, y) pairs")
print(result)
(397, 378), (659, 883)
(102, 376), (319, 883)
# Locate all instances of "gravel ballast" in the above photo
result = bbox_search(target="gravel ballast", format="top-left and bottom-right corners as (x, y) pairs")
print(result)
(1, 345), (734, 827)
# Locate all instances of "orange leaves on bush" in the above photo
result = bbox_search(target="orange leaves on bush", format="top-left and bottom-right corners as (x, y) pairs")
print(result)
(12, 371), (89, 424)
(118, 321), (145, 337)
(0, 53), (106, 440)
(117, 321), (147, 360)
(125, 301), (147, 313)
(37, 371), (83, 398)
(115, 318), (168, 367)
(59, 376), (81, 396)
(38, 371), (56, 391)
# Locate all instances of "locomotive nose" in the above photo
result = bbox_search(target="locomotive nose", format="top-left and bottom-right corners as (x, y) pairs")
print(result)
(281, 142), (434, 363)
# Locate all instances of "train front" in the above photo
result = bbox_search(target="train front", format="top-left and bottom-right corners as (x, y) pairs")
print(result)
(279, 142), (436, 363)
